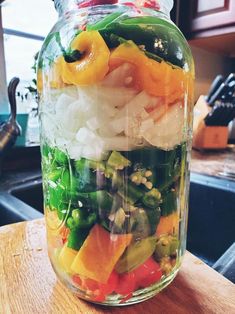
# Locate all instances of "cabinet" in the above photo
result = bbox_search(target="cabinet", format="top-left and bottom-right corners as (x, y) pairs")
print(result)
(191, 0), (235, 33)
(172, 0), (235, 56)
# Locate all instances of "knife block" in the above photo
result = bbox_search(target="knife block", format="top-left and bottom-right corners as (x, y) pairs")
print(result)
(193, 121), (228, 149)
(193, 96), (228, 149)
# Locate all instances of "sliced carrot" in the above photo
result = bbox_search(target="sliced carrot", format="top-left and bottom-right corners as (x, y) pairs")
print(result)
(71, 224), (132, 283)
(58, 242), (78, 273)
(156, 212), (179, 237)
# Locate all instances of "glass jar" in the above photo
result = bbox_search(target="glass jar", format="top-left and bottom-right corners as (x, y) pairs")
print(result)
(38, 0), (194, 305)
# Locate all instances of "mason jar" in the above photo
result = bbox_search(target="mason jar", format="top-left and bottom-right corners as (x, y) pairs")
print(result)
(37, 0), (194, 305)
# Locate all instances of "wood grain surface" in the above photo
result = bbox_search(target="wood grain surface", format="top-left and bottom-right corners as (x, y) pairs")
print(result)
(191, 146), (235, 178)
(0, 219), (234, 314)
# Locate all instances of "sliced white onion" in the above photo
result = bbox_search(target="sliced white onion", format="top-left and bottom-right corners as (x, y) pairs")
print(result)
(143, 102), (185, 149)
(140, 118), (155, 134)
(55, 93), (76, 113)
(98, 124), (120, 137)
(116, 91), (157, 120)
(101, 63), (135, 87)
(81, 143), (105, 161)
(77, 85), (138, 109)
(76, 127), (98, 145)
(110, 117), (128, 134)
(67, 142), (84, 160)
(102, 136), (137, 151)
(86, 117), (100, 131)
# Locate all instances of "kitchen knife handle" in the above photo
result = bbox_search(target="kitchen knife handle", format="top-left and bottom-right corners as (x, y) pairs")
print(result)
(204, 105), (221, 126)
(206, 75), (224, 103)
(224, 73), (235, 85)
(208, 83), (229, 107)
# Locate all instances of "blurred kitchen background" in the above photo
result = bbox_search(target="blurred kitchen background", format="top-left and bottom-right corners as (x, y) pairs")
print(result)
(0, 0), (234, 283)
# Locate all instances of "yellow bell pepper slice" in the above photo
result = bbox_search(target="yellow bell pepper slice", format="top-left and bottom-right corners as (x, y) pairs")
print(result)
(37, 57), (67, 93)
(61, 30), (110, 85)
(110, 41), (192, 104)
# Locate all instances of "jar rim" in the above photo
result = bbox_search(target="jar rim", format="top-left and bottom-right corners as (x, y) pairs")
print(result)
(53, 0), (174, 16)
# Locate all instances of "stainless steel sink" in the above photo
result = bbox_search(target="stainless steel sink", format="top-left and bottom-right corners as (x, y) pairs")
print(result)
(10, 179), (43, 214)
(188, 173), (235, 266)
(0, 171), (43, 226)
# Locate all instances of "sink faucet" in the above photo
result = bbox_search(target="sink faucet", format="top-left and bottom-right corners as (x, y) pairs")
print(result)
(0, 77), (21, 155)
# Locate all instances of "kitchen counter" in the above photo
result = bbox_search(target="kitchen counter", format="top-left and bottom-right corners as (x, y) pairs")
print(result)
(191, 145), (235, 178)
(0, 219), (234, 314)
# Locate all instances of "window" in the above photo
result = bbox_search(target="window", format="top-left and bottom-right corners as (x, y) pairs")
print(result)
(0, 0), (57, 112)
(2, 0), (57, 37)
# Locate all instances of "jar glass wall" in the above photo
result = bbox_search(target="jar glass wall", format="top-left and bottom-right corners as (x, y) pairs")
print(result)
(38, 0), (194, 305)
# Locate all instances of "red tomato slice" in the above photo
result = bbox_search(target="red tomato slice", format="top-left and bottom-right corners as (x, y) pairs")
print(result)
(83, 278), (100, 291)
(133, 258), (162, 289)
(60, 226), (70, 244)
(139, 269), (162, 288)
(115, 272), (136, 295)
(73, 271), (118, 302)
(78, 0), (117, 8)
(90, 291), (106, 302)
(143, 0), (160, 9)
(72, 274), (82, 286)
(99, 271), (119, 295)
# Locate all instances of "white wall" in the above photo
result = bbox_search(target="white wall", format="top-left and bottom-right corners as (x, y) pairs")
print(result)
(190, 45), (234, 100)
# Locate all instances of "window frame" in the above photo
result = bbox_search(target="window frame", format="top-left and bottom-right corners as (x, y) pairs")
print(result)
(0, 3), (45, 113)
(0, 6), (8, 112)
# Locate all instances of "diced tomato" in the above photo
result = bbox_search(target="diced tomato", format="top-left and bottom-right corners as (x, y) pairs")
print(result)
(143, 0), (160, 9)
(72, 259), (162, 301)
(115, 258), (162, 296)
(72, 274), (82, 286)
(60, 226), (70, 244)
(140, 269), (162, 288)
(115, 272), (136, 295)
(90, 291), (106, 302)
(133, 258), (162, 289)
(83, 278), (100, 291)
(78, 0), (117, 8)
(73, 271), (118, 302)
(99, 271), (119, 295)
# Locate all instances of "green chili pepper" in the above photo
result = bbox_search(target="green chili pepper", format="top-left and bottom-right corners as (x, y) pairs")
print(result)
(123, 147), (177, 168)
(76, 190), (113, 212)
(154, 235), (179, 260)
(87, 11), (124, 31)
(70, 209), (97, 229)
(160, 189), (177, 216)
(41, 143), (51, 158)
(47, 168), (77, 211)
(67, 228), (89, 250)
(47, 168), (63, 182)
(129, 207), (151, 239)
(63, 49), (83, 63)
(118, 179), (144, 204)
(54, 148), (68, 165)
(107, 151), (131, 170)
(142, 188), (162, 209)
(115, 236), (157, 273)
(100, 18), (190, 68)
(146, 207), (161, 235)
(74, 159), (105, 192)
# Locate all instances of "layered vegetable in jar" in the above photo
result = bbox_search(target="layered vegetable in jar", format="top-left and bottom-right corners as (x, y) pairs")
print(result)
(38, 0), (194, 305)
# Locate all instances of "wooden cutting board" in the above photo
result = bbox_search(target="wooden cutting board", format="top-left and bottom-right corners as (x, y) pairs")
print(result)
(0, 219), (234, 314)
